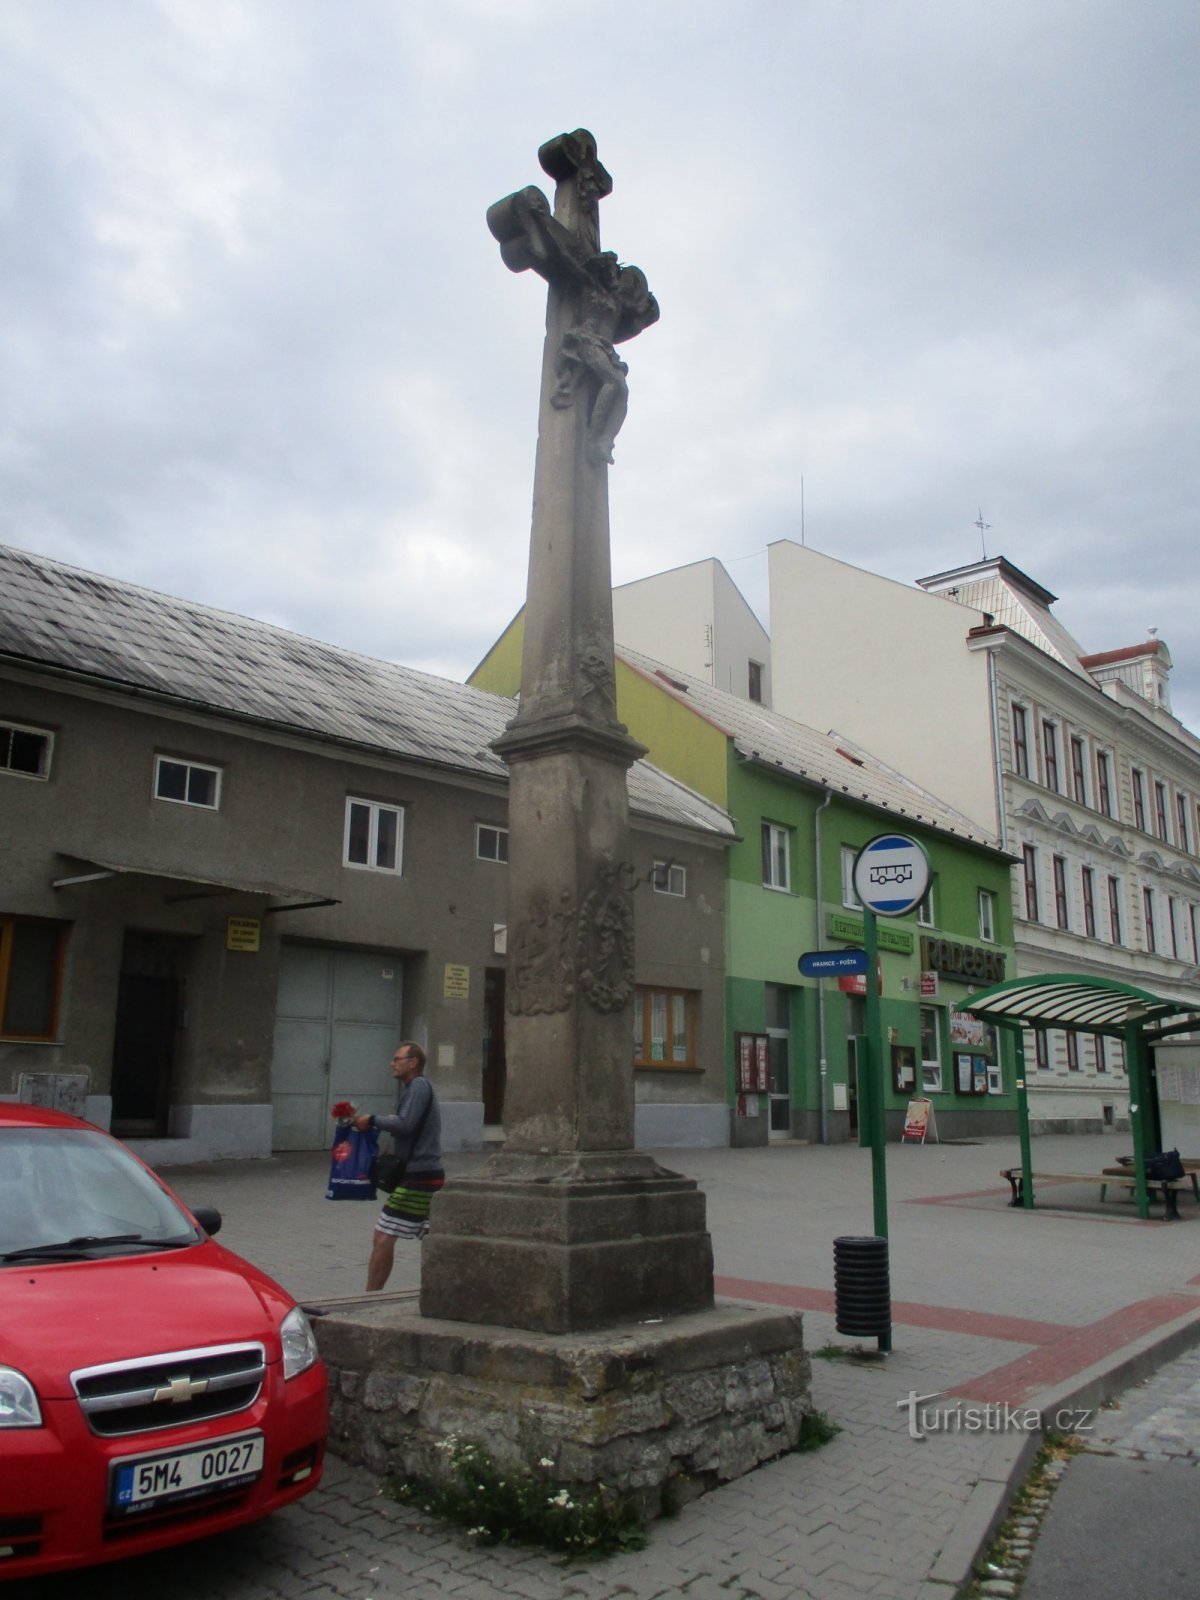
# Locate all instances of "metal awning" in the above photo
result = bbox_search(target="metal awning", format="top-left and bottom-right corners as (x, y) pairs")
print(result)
(51, 855), (339, 913)
(962, 972), (1200, 1041)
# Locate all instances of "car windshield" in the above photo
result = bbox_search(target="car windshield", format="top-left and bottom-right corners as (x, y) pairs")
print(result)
(0, 1126), (200, 1262)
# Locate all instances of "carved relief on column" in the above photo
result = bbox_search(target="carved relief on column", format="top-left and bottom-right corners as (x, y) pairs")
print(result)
(507, 890), (575, 1016)
(577, 863), (635, 1014)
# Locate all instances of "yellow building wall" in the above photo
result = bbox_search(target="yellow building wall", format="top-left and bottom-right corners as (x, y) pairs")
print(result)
(468, 612), (728, 810)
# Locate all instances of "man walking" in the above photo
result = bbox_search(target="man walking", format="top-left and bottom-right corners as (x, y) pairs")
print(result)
(353, 1042), (443, 1291)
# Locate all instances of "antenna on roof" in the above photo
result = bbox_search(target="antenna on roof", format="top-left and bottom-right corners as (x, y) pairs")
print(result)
(974, 508), (991, 559)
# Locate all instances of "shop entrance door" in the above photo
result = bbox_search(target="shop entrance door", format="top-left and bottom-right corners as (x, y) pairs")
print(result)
(110, 932), (188, 1138)
(765, 983), (793, 1141)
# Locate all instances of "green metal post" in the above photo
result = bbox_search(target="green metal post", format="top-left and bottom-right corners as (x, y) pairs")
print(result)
(1127, 1022), (1149, 1221)
(862, 910), (889, 1242)
(1011, 1027), (1034, 1209)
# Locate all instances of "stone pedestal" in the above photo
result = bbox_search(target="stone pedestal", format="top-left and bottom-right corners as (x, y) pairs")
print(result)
(420, 1151), (714, 1334)
(312, 1294), (811, 1516)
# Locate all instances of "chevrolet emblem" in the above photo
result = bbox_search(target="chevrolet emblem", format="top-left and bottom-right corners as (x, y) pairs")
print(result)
(153, 1375), (209, 1404)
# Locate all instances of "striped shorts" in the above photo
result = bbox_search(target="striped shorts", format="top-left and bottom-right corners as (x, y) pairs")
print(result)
(375, 1172), (445, 1240)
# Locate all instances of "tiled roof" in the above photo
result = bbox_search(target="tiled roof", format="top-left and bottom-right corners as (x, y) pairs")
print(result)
(0, 545), (734, 840)
(618, 645), (1003, 851)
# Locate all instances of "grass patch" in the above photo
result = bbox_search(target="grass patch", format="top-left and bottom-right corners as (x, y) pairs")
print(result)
(388, 1436), (647, 1559)
(795, 1409), (841, 1452)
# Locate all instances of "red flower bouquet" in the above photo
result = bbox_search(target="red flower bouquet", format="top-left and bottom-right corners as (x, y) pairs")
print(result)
(330, 1100), (357, 1122)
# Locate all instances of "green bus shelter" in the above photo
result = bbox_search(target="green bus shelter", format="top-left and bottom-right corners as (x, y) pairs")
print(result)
(961, 973), (1200, 1220)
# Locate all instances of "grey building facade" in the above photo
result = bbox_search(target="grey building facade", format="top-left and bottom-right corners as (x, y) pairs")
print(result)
(0, 547), (733, 1163)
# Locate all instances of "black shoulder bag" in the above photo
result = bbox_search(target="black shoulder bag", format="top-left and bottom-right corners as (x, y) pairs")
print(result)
(370, 1082), (433, 1194)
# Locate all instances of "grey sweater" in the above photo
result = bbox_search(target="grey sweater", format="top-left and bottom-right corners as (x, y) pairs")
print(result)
(374, 1075), (443, 1175)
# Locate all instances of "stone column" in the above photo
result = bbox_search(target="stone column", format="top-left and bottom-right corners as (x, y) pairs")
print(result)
(420, 131), (714, 1334)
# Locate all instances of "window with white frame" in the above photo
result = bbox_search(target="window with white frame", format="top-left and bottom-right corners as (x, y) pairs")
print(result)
(1041, 720), (1060, 792)
(1093, 1036), (1107, 1074)
(344, 797), (404, 873)
(761, 823), (790, 891)
(919, 1006), (942, 1091)
(1034, 1028), (1050, 1070)
(1070, 736), (1088, 805)
(978, 889), (996, 942)
(1011, 703), (1030, 778)
(1082, 867), (1097, 939)
(475, 823), (509, 863)
(1022, 845), (1039, 922)
(1168, 896), (1179, 958)
(1154, 780), (1170, 843)
(1178, 793), (1191, 854)
(154, 755), (221, 809)
(1132, 768), (1147, 831)
(916, 884), (935, 927)
(1192, 904), (1200, 963)
(652, 859), (686, 896)
(1142, 885), (1157, 953)
(1053, 855), (1070, 930)
(983, 1023), (1003, 1094)
(1108, 876), (1123, 945)
(2, 720), (53, 780)
(1096, 750), (1114, 817)
(840, 846), (861, 909)
(1065, 1032), (1079, 1071)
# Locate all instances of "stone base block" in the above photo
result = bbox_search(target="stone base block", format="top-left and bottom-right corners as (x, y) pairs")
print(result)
(310, 1296), (811, 1516)
(420, 1149), (714, 1333)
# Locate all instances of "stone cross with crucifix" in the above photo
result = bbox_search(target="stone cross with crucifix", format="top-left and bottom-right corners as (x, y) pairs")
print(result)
(420, 131), (713, 1334)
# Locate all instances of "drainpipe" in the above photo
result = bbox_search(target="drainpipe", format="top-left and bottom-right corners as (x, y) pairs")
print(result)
(814, 789), (834, 1144)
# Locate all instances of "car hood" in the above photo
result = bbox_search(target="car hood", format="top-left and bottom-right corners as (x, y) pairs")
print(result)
(1, 1244), (290, 1397)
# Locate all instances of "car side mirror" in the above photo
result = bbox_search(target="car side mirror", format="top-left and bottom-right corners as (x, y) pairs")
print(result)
(191, 1206), (223, 1237)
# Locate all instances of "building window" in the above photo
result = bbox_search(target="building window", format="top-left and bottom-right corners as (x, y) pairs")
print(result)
(475, 824), (509, 863)
(1132, 768), (1147, 831)
(762, 823), (790, 891)
(1192, 904), (1200, 963)
(1168, 897), (1179, 958)
(1154, 780), (1170, 843)
(1053, 855), (1070, 930)
(1082, 867), (1096, 939)
(916, 885), (935, 927)
(0, 917), (67, 1041)
(154, 755), (220, 809)
(748, 660), (764, 703)
(1022, 845), (1039, 922)
(1178, 793), (1191, 854)
(1041, 720), (1060, 792)
(978, 890), (996, 942)
(1143, 886), (1157, 953)
(1096, 751), (1113, 817)
(652, 859), (687, 896)
(1108, 876), (1123, 945)
(2, 720), (53, 780)
(919, 1006), (942, 1092)
(1070, 736), (1088, 805)
(1034, 1028), (1050, 1070)
(344, 798), (404, 873)
(1065, 1032), (1079, 1072)
(1093, 1036), (1107, 1074)
(1012, 704), (1029, 778)
(840, 846), (861, 909)
(633, 987), (696, 1068)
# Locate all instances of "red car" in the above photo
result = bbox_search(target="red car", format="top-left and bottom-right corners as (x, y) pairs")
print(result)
(0, 1102), (327, 1580)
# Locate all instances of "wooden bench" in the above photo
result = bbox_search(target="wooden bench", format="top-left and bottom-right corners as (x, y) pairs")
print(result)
(1000, 1167), (1194, 1220)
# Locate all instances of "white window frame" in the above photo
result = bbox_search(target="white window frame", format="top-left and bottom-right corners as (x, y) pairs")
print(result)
(762, 823), (790, 892)
(978, 889), (996, 943)
(2, 719), (54, 781)
(916, 884), (935, 927)
(652, 859), (687, 897)
(344, 797), (404, 874)
(153, 754), (221, 809)
(1096, 749), (1114, 817)
(475, 823), (509, 863)
(840, 846), (861, 909)
(919, 1005), (942, 1092)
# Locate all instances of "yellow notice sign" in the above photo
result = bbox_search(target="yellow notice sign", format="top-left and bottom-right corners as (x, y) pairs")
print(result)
(226, 917), (261, 952)
(443, 963), (470, 1001)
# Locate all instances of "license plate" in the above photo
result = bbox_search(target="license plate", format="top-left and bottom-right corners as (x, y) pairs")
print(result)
(110, 1432), (265, 1514)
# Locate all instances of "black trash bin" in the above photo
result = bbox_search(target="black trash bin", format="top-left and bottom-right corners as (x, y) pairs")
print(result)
(833, 1234), (891, 1342)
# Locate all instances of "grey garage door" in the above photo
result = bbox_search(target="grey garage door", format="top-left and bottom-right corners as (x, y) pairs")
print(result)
(270, 945), (404, 1150)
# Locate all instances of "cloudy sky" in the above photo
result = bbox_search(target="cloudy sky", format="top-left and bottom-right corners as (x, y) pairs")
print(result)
(3, 1), (1198, 729)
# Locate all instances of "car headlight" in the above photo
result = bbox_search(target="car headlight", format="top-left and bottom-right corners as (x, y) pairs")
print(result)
(0, 1367), (42, 1427)
(279, 1306), (319, 1381)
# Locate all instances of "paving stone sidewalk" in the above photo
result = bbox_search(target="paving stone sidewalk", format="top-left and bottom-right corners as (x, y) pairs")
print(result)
(28, 1135), (1200, 1600)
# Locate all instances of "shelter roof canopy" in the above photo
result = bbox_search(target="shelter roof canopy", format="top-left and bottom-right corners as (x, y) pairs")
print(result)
(961, 972), (1200, 1039)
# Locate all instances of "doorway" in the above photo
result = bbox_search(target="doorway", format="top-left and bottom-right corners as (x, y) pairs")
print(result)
(110, 932), (189, 1137)
(271, 945), (404, 1149)
(482, 967), (507, 1131)
(765, 983), (793, 1141)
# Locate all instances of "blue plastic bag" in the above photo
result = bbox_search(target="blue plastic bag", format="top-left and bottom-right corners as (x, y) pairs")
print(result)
(325, 1123), (380, 1201)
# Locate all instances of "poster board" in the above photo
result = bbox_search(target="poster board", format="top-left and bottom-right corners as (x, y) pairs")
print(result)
(1155, 1045), (1200, 1153)
(902, 1097), (937, 1144)
(891, 1044), (917, 1094)
(735, 1032), (770, 1095)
